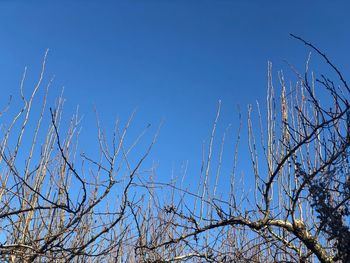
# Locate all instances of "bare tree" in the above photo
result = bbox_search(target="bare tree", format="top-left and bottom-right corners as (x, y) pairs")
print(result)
(1, 35), (349, 263)
(135, 35), (350, 263)
(0, 51), (159, 262)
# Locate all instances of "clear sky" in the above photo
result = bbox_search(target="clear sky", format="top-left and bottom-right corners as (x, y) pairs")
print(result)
(0, 1), (350, 193)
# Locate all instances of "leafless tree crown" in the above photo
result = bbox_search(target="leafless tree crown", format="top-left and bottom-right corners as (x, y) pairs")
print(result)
(0, 36), (349, 262)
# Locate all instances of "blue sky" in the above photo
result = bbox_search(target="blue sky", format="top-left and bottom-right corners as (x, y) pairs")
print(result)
(0, 1), (350, 193)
